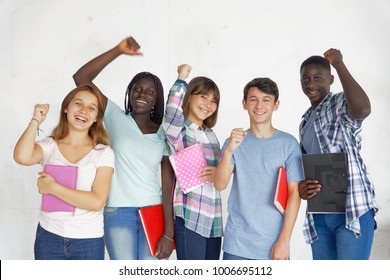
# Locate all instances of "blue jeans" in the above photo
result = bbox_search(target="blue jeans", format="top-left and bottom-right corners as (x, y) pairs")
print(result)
(34, 224), (104, 260)
(223, 252), (253, 260)
(311, 209), (375, 260)
(104, 207), (155, 260)
(174, 217), (221, 260)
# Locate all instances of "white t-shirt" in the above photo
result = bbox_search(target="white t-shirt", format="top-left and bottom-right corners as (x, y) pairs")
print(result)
(36, 137), (115, 238)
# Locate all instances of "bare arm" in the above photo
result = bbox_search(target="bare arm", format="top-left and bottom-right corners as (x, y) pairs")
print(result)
(270, 181), (301, 260)
(72, 37), (143, 105)
(155, 156), (175, 259)
(37, 166), (114, 211)
(14, 104), (49, 166)
(324, 48), (371, 119)
(214, 128), (246, 191)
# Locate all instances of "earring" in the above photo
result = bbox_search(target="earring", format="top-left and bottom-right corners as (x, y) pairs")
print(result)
(150, 106), (155, 118)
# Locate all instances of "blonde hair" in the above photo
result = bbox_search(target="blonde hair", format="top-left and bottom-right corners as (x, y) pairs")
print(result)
(51, 83), (110, 145)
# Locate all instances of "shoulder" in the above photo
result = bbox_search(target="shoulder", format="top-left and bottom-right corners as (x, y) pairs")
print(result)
(95, 144), (114, 155)
(275, 130), (300, 147)
(105, 99), (124, 117)
(36, 136), (55, 149)
(94, 144), (115, 167)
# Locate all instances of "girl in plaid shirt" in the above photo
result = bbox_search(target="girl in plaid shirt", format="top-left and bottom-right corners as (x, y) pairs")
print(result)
(163, 64), (223, 260)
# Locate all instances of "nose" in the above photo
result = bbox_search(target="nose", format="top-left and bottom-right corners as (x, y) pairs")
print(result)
(79, 105), (87, 114)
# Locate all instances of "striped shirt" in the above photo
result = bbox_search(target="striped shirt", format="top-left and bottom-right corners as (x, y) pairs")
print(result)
(300, 92), (378, 244)
(162, 80), (223, 238)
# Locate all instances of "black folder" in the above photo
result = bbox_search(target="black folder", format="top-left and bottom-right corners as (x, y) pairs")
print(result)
(302, 153), (348, 213)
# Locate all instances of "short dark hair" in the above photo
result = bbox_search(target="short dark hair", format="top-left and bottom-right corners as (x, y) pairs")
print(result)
(300, 55), (331, 73)
(243, 77), (279, 102)
(182, 76), (220, 128)
(124, 72), (164, 125)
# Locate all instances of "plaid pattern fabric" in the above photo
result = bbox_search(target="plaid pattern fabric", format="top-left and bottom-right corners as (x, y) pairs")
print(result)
(300, 92), (378, 244)
(162, 80), (223, 238)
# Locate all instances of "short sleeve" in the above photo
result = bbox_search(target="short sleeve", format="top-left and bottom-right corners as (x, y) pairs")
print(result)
(97, 145), (115, 169)
(35, 137), (55, 165)
(104, 99), (122, 124)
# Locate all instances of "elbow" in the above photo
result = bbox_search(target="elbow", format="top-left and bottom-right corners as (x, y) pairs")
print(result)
(213, 180), (227, 191)
(351, 106), (371, 120)
(13, 152), (31, 166)
(72, 73), (82, 86)
(361, 106), (371, 119)
(91, 201), (106, 212)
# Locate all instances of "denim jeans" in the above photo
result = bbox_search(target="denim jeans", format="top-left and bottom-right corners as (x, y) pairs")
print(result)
(223, 252), (253, 260)
(311, 209), (375, 260)
(34, 224), (104, 260)
(174, 217), (221, 260)
(104, 207), (155, 260)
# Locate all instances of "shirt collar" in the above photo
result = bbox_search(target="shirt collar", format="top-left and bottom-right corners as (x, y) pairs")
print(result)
(184, 119), (210, 132)
(302, 92), (333, 119)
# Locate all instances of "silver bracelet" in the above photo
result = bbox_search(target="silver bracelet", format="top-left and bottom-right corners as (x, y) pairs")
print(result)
(30, 118), (43, 135)
(162, 234), (174, 242)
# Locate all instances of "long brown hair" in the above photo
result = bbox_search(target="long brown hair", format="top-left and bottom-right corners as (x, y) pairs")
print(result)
(51, 83), (110, 145)
(182, 76), (220, 128)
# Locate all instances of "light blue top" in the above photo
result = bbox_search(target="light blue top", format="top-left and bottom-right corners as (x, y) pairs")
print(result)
(104, 100), (168, 207)
(222, 130), (304, 259)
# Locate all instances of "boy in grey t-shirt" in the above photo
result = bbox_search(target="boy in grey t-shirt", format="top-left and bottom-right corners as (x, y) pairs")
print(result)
(214, 78), (304, 260)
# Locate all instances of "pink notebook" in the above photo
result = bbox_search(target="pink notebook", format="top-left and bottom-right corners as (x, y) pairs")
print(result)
(41, 164), (78, 212)
(169, 143), (210, 194)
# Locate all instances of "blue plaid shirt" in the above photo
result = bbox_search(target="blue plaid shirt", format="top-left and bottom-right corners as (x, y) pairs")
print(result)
(300, 92), (378, 244)
(162, 80), (223, 238)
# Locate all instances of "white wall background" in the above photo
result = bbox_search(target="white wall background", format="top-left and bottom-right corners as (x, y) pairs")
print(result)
(1, 0), (389, 260)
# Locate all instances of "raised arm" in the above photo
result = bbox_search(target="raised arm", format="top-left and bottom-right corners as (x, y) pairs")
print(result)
(214, 128), (246, 191)
(324, 48), (371, 119)
(72, 37), (143, 104)
(13, 104), (49, 166)
(162, 64), (192, 146)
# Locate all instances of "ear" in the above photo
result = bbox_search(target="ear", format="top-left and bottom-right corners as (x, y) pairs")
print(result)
(273, 100), (280, 112)
(64, 110), (67, 113)
(329, 74), (334, 85)
(242, 99), (248, 110)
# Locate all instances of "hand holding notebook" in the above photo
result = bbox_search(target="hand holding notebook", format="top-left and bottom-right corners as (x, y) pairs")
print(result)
(169, 143), (210, 194)
(41, 164), (78, 212)
(138, 204), (176, 256)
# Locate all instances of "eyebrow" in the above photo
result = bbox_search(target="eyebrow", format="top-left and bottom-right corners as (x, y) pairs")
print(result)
(74, 98), (98, 108)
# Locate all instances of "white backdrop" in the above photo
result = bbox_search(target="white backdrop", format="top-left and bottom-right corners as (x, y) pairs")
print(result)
(1, 0), (389, 260)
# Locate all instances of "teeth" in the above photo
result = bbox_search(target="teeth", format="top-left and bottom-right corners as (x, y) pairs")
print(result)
(137, 100), (147, 104)
(76, 116), (87, 122)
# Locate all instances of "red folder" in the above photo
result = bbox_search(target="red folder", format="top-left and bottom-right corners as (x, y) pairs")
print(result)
(138, 204), (176, 256)
(274, 166), (288, 215)
(41, 164), (78, 212)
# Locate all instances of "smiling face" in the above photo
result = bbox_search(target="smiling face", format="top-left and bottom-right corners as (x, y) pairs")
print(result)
(243, 87), (279, 125)
(129, 76), (157, 115)
(65, 90), (98, 131)
(300, 64), (334, 108)
(186, 92), (218, 127)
